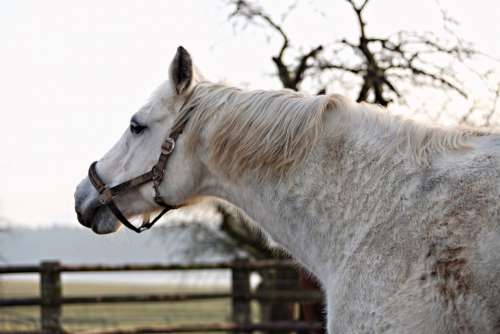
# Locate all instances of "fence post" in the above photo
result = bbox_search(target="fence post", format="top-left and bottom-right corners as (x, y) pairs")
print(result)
(231, 258), (251, 331)
(40, 261), (62, 333)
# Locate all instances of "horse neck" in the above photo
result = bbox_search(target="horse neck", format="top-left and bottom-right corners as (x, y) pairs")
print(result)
(196, 104), (420, 280)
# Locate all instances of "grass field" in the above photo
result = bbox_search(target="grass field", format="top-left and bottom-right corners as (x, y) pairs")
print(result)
(0, 280), (252, 332)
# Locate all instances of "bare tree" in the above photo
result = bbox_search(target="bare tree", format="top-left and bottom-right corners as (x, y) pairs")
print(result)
(228, 0), (489, 108)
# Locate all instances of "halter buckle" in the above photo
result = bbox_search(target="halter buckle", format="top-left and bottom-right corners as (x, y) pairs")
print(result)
(161, 138), (175, 154)
(151, 165), (163, 181)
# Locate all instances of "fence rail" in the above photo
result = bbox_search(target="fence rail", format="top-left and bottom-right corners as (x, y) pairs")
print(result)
(1, 291), (322, 307)
(0, 321), (323, 334)
(0, 260), (323, 334)
(0, 259), (298, 274)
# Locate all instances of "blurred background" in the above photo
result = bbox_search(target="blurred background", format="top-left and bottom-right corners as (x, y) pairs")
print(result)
(1, 0), (499, 333)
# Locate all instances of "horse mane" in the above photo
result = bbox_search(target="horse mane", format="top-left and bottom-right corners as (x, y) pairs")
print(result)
(182, 83), (336, 181)
(179, 82), (487, 181)
(350, 102), (488, 165)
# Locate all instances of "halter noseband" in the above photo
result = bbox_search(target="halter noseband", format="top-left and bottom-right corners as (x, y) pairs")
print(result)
(87, 99), (194, 233)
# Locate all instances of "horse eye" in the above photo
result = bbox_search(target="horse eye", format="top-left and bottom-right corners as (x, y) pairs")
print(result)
(130, 122), (146, 135)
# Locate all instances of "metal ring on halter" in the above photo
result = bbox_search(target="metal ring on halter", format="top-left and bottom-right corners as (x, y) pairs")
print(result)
(161, 138), (175, 154)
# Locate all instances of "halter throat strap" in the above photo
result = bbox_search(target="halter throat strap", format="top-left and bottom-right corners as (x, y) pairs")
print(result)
(88, 162), (173, 233)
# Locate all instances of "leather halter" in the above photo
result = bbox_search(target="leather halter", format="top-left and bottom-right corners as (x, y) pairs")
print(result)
(87, 99), (194, 233)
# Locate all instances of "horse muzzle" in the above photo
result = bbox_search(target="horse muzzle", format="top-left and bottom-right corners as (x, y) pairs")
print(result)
(74, 177), (121, 234)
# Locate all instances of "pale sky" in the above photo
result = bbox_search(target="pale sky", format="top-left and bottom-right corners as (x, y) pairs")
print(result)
(1, 0), (499, 227)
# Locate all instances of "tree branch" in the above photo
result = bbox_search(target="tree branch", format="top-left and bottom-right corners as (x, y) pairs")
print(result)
(292, 45), (324, 87)
(228, 0), (488, 110)
(229, 0), (324, 90)
(230, 0), (292, 86)
(388, 64), (467, 98)
(345, 0), (370, 38)
(317, 62), (363, 74)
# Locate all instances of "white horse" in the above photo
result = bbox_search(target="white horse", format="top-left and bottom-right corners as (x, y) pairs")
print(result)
(75, 47), (500, 333)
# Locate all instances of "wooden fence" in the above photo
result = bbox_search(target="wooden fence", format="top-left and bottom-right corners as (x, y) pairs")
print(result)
(0, 260), (323, 334)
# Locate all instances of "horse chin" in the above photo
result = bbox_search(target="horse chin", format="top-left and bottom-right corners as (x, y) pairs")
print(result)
(91, 207), (122, 234)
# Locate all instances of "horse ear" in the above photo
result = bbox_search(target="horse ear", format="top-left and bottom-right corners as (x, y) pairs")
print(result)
(169, 46), (193, 95)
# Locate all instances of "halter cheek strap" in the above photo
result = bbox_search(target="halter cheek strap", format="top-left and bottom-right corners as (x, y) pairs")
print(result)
(87, 100), (195, 234)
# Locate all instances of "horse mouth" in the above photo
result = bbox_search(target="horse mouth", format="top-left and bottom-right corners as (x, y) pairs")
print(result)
(88, 206), (121, 234)
(77, 204), (121, 235)
(76, 210), (91, 228)
(91, 223), (118, 235)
